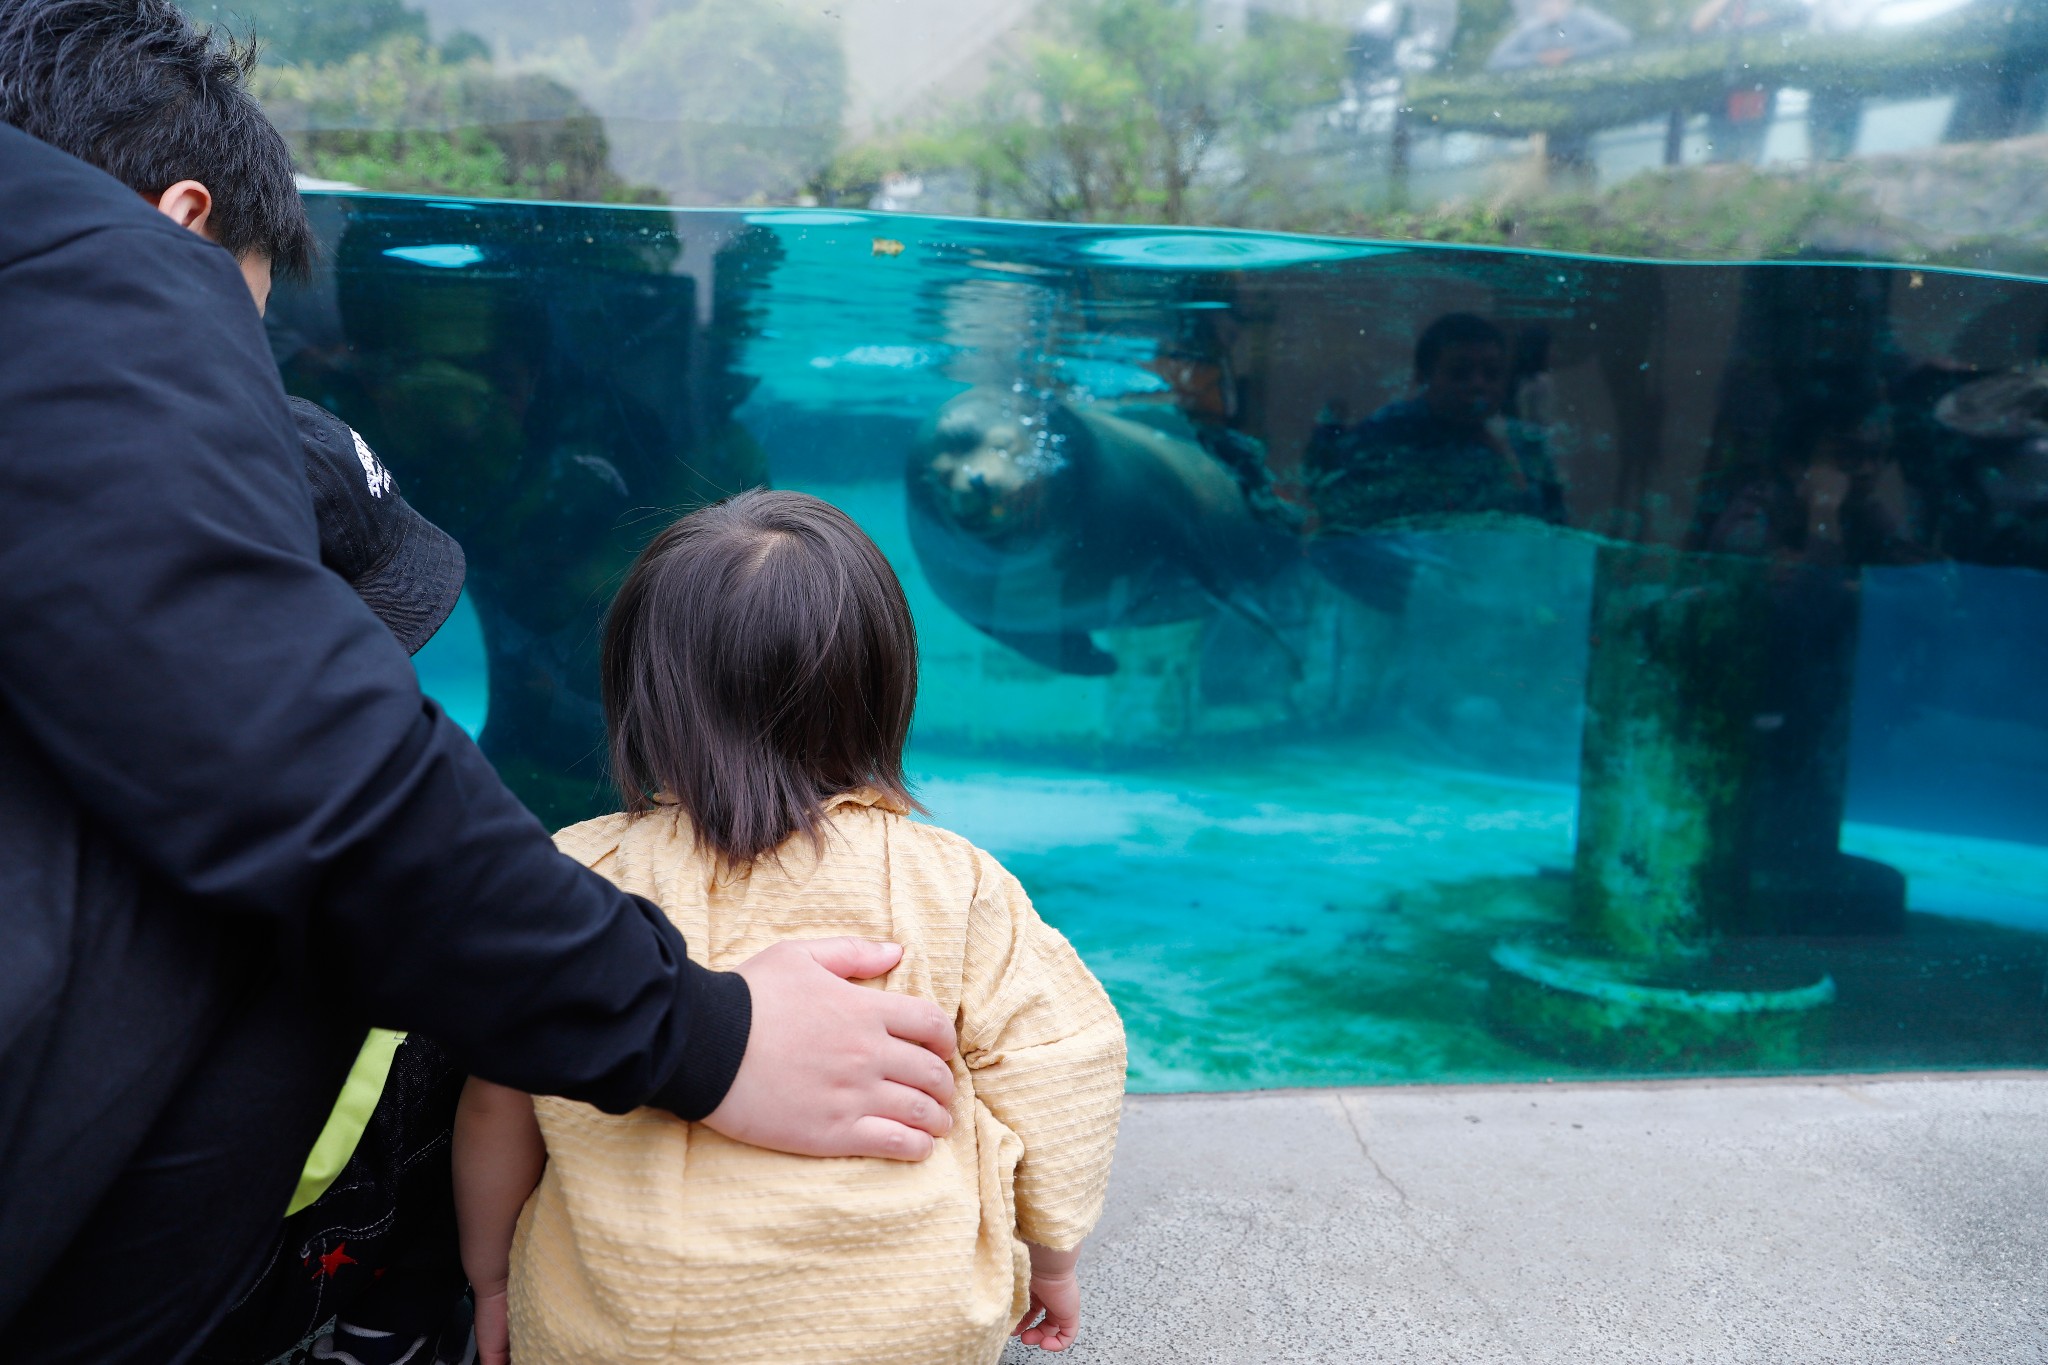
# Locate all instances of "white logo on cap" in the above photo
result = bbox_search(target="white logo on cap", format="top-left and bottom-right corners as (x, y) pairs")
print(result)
(350, 427), (393, 499)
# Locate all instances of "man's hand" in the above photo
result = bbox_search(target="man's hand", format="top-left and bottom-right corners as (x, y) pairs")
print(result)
(702, 938), (957, 1160)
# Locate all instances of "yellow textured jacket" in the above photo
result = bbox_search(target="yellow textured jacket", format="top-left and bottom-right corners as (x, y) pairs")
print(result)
(510, 791), (1127, 1365)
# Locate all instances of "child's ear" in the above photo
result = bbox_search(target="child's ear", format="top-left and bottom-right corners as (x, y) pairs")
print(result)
(148, 180), (215, 239)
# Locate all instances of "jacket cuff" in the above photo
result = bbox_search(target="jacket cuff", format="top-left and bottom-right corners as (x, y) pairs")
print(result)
(650, 957), (752, 1121)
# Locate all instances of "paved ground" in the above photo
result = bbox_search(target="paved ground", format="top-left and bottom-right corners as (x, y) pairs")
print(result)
(1001, 1073), (2048, 1364)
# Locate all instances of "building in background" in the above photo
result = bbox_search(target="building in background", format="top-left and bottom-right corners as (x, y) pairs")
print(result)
(191, 0), (2048, 274)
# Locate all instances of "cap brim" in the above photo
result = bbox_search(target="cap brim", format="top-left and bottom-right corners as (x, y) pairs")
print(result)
(353, 506), (468, 656)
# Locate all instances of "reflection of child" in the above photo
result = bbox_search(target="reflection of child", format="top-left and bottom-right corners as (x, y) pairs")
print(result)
(453, 491), (1127, 1364)
(1702, 380), (1924, 567)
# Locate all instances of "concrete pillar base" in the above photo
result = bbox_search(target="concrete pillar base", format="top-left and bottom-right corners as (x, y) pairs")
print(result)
(1743, 852), (1908, 937)
(1488, 937), (1836, 1069)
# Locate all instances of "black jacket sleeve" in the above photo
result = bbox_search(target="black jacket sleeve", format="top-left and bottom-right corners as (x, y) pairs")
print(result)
(0, 148), (744, 1120)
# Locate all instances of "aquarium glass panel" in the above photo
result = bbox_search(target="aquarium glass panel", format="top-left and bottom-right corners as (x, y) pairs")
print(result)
(280, 193), (2048, 1091)
(191, 0), (2048, 270)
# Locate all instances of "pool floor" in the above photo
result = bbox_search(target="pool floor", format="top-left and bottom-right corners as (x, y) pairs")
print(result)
(910, 740), (2048, 1091)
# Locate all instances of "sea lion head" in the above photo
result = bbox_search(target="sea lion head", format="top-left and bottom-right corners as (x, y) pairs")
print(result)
(911, 389), (1085, 546)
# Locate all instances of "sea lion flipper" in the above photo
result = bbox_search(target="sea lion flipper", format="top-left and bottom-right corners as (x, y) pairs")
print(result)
(1305, 534), (1423, 616)
(987, 628), (1119, 677)
(1200, 586), (1304, 682)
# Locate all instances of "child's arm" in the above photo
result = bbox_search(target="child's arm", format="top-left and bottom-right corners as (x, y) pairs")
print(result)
(453, 1078), (547, 1365)
(960, 855), (1128, 1353)
(1015, 1241), (1084, 1352)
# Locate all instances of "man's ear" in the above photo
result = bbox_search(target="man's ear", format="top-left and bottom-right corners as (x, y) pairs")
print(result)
(149, 180), (215, 238)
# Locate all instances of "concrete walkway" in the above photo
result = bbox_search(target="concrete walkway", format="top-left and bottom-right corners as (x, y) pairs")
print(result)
(1003, 1074), (2048, 1364)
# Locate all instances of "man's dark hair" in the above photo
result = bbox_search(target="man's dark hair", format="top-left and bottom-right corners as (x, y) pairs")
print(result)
(602, 489), (923, 868)
(1414, 312), (1507, 380)
(0, 0), (313, 277)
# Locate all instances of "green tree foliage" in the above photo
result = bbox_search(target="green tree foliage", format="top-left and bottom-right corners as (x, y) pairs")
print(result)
(1317, 165), (1887, 261)
(535, 0), (848, 206)
(830, 0), (1346, 224)
(253, 37), (661, 202)
(180, 0), (428, 66)
(401, 0), (637, 64)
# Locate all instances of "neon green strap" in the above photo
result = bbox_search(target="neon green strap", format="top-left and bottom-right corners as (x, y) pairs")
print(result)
(287, 1028), (407, 1216)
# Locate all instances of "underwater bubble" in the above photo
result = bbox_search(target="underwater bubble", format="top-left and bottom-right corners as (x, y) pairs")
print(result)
(382, 244), (484, 269)
(1055, 358), (1171, 397)
(745, 210), (870, 227)
(969, 258), (1060, 277)
(807, 344), (938, 370)
(1081, 232), (1402, 271)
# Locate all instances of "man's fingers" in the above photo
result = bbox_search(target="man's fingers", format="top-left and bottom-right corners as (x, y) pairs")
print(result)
(842, 1115), (936, 1162)
(880, 1036), (958, 1107)
(795, 935), (903, 981)
(880, 991), (957, 1060)
(862, 1078), (952, 1138)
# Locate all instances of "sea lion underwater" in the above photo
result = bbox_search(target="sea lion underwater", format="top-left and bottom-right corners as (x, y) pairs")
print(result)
(906, 387), (1361, 676)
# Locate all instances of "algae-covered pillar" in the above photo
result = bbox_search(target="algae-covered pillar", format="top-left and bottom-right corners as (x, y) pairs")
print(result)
(1573, 543), (1771, 961)
(1489, 543), (1861, 1068)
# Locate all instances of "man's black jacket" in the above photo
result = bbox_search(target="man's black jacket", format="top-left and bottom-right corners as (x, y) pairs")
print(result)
(0, 126), (746, 1313)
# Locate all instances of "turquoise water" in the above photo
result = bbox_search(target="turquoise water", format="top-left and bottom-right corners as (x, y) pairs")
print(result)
(411, 591), (488, 738)
(269, 193), (2048, 1089)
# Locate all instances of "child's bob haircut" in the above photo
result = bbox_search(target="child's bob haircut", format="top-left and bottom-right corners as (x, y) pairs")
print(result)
(602, 489), (922, 867)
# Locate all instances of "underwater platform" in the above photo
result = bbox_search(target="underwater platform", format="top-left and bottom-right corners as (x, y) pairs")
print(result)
(1008, 1072), (2048, 1363)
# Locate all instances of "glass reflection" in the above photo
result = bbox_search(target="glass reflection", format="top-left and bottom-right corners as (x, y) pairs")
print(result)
(171, 0), (2043, 272)
(1306, 312), (1568, 529)
(273, 194), (2048, 1089)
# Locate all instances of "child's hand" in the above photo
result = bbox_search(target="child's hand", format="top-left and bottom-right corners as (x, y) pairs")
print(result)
(1014, 1243), (1082, 1352)
(473, 1285), (510, 1365)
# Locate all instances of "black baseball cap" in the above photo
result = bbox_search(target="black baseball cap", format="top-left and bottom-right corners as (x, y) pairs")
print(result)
(289, 397), (466, 656)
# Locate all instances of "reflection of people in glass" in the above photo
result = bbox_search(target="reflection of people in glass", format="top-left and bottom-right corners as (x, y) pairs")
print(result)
(287, 217), (774, 825)
(1700, 367), (1924, 567)
(1307, 312), (1567, 532)
(1690, 354), (1928, 933)
(1148, 305), (1304, 534)
(1487, 0), (1633, 70)
(1924, 366), (2048, 568)
(1507, 323), (1557, 430)
(1349, 0), (1461, 78)
(1688, 0), (1801, 163)
(1688, 0), (1802, 32)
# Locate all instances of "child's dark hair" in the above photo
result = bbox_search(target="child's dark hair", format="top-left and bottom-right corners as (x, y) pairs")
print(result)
(602, 489), (922, 867)
(0, 0), (314, 278)
(1414, 312), (1507, 379)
